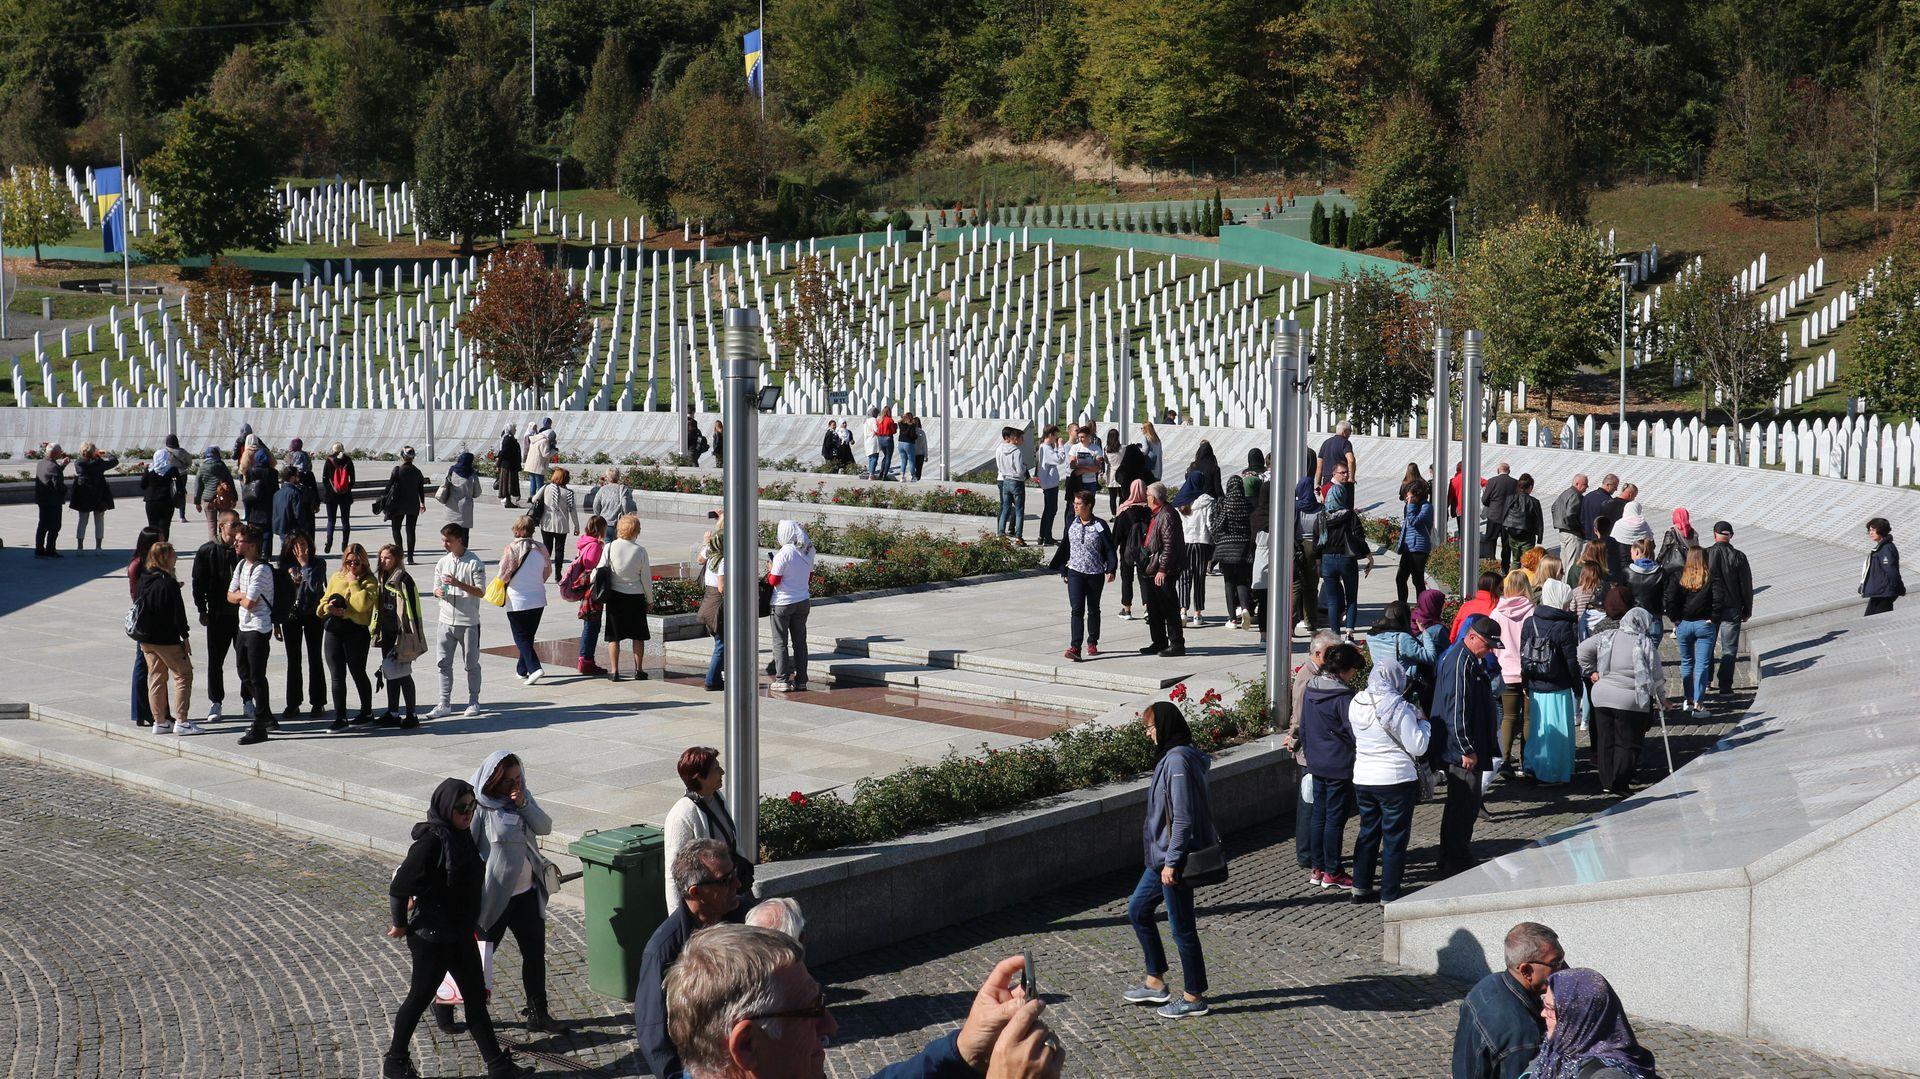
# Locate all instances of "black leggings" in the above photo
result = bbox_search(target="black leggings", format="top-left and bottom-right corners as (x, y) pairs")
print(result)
(1396, 550), (1429, 606)
(285, 617), (326, 712)
(145, 500), (174, 541)
(384, 657), (417, 717)
(1220, 563), (1253, 617)
(390, 511), (419, 561)
(542, 531), (568, 574)
(388, 934), (504, 1068)
(325, 620), (373, 722)
(485, 887), (548, 1011)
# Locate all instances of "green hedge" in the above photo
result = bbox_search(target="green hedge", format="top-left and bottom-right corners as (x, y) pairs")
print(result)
(617, 466), (998, 516)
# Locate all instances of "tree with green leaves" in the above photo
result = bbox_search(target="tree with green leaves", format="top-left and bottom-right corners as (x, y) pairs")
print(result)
(825, 75), (916, 167)
(0, 82), (66, 168)
(570, 31), (637, 187)
(1858, 32), (1920, 215)
(1462, 27), (1585, 228)
(996, 15), (1087, 141)
(616, 98), (679, 222)
(772, 254), (868, 396)
(1710, 58), (1787, 212)
(1331, 205), (1349, 246)
(1314, 268), (1437, 430)
(666, 93), (775, 227)
(139, 99), (283, 261)
(206, 45), (301, 175)
(414, 63), (519, 254)
(1355, 92), (1455, 255)
(1455, 209), (1613, 412)
(1779, 77), (1860, 250)
(1310, 200), (1328, 243)
(0, 167), (79, 265)
(1079, 0), (1265, 158)
(1848, 217), (1920, 416)
(1662, 259), (1789, 449)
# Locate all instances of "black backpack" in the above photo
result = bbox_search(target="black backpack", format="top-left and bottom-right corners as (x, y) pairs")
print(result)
(1519, 621), (1556, 680)
(269, 565), (296, 625)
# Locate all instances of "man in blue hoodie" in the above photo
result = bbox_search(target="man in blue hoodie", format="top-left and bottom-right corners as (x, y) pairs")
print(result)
(1434, 615), (1501, 875)
(1298, 642), (1363, 890)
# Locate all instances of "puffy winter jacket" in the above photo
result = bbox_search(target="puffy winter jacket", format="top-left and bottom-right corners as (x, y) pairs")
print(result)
(1519, 605), (1582, 694)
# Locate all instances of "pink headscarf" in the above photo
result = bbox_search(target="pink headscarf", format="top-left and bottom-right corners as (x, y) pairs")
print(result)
(1671, 507), (1693, 540)
(1117, 479), (1149, 513)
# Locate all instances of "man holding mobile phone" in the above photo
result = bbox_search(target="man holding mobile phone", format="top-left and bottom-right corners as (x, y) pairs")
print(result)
(226, 524), (276, 746)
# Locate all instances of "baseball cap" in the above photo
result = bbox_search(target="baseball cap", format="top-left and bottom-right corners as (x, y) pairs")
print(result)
(1713, 521), (1733, 536)
(1466, 614), (1503, 648)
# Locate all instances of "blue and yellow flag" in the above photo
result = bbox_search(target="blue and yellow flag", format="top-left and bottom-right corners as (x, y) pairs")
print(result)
(96, 166), (126, 254)
(742, 29), (763, 97)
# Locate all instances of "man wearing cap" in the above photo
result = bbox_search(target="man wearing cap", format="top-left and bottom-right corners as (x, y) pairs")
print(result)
(1705, 522), (1752, 697)
(1433, 614), (1501, 875)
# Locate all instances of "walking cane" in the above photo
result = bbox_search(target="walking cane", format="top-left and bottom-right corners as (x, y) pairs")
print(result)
(1655, 700), (1675, 775)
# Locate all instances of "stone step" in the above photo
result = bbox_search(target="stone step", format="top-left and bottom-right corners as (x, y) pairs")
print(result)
(817, 656), (1139, 717)
(2, 702), (592, 870)
(830, 635), (1183, 692)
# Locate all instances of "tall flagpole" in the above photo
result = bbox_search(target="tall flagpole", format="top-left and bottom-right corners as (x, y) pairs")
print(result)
(119, 134), (132, 305)
(758, 0), (766, 121)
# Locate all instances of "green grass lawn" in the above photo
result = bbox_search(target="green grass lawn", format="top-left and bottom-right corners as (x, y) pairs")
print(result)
(6, 287), (121, 321)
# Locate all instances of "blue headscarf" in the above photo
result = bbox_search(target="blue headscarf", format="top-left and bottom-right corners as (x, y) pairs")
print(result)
(1528, 969), (1657, 1079)
(451, 452), (475, 479)
(203, 447), (232, 484)
(152, 450), (178, 477)
(252, 448), (270, 471)
(1294, 474), (1322, 513)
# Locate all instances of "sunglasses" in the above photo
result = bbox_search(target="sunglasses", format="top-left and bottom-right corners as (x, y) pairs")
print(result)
(695, 868), (739, 888)
(743, 993), (828, 1025)
(452, 799), (477, 814)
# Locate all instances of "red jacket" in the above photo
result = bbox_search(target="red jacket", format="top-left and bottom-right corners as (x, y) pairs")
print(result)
(876, 415), (896, 437)
(1451, 590), (1497, 642)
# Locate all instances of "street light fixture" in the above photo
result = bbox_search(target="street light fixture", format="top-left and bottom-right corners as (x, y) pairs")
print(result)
(1612, 258), (1636, 433)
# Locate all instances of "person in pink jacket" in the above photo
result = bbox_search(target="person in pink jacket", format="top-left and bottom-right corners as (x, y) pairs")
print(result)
(572, 515), (609, 675)
(1489, 568), (1536, 780)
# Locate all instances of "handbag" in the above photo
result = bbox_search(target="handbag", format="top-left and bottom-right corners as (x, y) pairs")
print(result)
(1380, 716), (1438, 801)
(587, 564), (612, 608)
(1157, 764), (1228, 886)
(526, 489), (547, 528)
(483, 577), (508, 607)
(124, 602), (141, 640)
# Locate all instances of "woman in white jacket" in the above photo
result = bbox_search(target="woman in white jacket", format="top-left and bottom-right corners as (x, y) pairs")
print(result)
(1348, 658), (1430, 903)
(460, 749), (559, 1034)
(662, 746), (754, 914)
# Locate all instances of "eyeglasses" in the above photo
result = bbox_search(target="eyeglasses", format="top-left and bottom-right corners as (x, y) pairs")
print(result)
(742, 994), (829, 1025)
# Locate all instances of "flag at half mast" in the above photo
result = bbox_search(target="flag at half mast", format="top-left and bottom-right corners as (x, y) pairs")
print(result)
(96, 167), (127, 254)
(742, 28), (764, 97)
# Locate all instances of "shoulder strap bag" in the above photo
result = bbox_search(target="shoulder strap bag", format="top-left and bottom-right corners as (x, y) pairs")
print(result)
(1376, 707), (1437, 800)
(1157, 758), (1228, 886)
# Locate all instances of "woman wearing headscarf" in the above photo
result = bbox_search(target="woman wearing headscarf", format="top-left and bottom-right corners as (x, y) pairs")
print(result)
(523, 418), (555, 500)
(1124, 701), (1216, 1019)
(1209, 471), (1256, 629)
(1657, 507), (1696, 572)
(231, 422), (254, 466)
(384, 778), (532, 1079)
(1347, 657), (1430, 903)
(320, 442), (356, 553)
(464, 751), (559, 1036)
(241, 448), (276, 554)
(1521, 579), (1582, 785)
(1113, 479), (1153, 621)
(1615, 501), (1654, 546)
(768, 520), (817, 691)
(1112, 443), (1151, 515)
(195, 447), (235, 543)
(1523, 968), (1658, 1079)
(142, 448), (180, 540)
(1579, 603), (1664, 796)
(495, 424), (522, 507)
(437, 452), (480, 530)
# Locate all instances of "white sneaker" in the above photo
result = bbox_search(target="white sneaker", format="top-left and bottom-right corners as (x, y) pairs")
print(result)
(426, 704), (455, 720)
(462, 704), (483, 718)
(174, 720), (207, 736)
(1120, 608), (1134, 621)
(1294, 622), (1310, 637)
(207, 703), (222, 722)
(152, 722), (174, 735)
(525, 669), (545, 686)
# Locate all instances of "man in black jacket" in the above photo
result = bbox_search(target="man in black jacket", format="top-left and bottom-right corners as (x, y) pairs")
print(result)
(1480, 463), (1518, 567)
(1140, 483), (1187, 657)
(192, 510), (250, 723)
(33, 445), (68, 557)
(1706, 521), (1753, 696)
(1579, 474), (1616, 542)
(637, 839), (741, 1079)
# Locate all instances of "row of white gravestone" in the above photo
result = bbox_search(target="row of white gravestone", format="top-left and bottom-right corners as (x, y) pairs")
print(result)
(1762, 258), (1826, 323)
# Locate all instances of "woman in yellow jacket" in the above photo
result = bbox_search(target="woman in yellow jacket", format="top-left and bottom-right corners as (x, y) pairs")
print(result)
(318, 541), (380, 730)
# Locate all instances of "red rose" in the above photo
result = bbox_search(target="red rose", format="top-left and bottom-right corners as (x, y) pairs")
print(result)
(1169, 683), (1188, 702)
(787, 791), (808, 806)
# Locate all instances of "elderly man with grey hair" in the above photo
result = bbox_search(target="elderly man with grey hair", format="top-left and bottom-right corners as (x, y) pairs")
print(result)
(1451, 921), (1567, 1079)
(1316, 421), (1357, 486)
(667, 924), (1062, 1079)
(743, 896), (805, 946)
(637, 838), (742, 1079)
(586, 468), (635, 522)
(33, 443), (69, 557)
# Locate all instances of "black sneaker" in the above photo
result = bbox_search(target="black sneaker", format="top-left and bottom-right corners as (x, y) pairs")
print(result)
(237, 722), (269, 746)
(1160, 646), (1187, 657)
(1139, 643), (1165, 655)
(376, 711), (402, 728)
(351, 711), (376, 726)
(399, 713), (420, 730)
(329, 717), (349, 732)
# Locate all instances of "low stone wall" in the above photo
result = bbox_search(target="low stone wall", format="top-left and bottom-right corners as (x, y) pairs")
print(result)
(753, 737), (1295, 965)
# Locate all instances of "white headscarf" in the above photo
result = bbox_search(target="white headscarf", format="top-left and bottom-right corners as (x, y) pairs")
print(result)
(777, 520), (814, 556)
(1354, 657), (1422, 734)
(469, 749), (530, 811)
(1539, 578), (1573, 610)
(1618, 501), (1653, 543)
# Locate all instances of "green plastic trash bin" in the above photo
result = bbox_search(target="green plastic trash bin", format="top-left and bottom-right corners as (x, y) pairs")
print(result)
(569, 824), (667, 1001)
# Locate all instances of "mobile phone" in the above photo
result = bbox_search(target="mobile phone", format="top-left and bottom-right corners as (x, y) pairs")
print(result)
(1018, 950), (1036, 1000)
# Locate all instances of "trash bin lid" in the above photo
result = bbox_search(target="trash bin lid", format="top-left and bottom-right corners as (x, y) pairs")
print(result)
(568, 824), (665, 868)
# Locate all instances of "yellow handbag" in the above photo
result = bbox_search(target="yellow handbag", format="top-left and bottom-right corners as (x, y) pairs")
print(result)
(483, 577), (508, 607)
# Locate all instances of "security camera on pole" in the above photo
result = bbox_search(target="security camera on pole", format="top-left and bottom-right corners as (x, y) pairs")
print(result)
(1264, 319), (1302, 727)
(721, 307), (764, 856)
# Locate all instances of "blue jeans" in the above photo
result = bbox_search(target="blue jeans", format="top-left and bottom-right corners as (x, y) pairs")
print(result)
(876, 436), (895, 478)
(1065, 571), (1104, 649)
(1127, 866), (1208, 996)
(526, 472), (544, 499)
(897, 442), (915, 478)
(506, 607), (544, 676)
(1352, 781), (1418, 900)
(997, 480), (1025, 539)
(132, 648), (154, 725)
(1309, 775), (1353, 874)
(705, 635), (724, 689)
(1674, 619), (1715, 704)
(1715, 619), (1742, 693)
(578, 614), (602, 659)
(1318, 553), (1360, 634)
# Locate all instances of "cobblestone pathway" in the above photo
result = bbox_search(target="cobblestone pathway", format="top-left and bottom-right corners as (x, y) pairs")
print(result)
(0, 701), (1901, 1077)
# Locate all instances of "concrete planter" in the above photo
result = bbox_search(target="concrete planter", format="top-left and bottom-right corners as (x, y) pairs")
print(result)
(753, 737), (1295, 965)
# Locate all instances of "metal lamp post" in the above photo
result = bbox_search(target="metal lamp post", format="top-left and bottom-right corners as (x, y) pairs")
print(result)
(1264, 320), (1301, 727)
(1612, 258), (1635, 432)
(721, 307), (764, 857)
(938, 323), (953, 482)
(1430, 328), (1452, 547)
(1459, 331), (1485, 593)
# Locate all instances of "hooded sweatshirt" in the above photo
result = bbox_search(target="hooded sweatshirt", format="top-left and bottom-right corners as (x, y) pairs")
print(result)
(1298, 673), (1358, 780)
(468, 751), (555, 930)
(1350, 660), (1432, 786)
(1490, 593), (1536, 684)
(389, 777), (484, 935)
(769, 521), (816, 605)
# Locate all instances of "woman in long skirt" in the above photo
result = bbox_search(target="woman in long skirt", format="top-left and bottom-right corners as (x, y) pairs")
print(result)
(1521, 579), (1582, 785)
